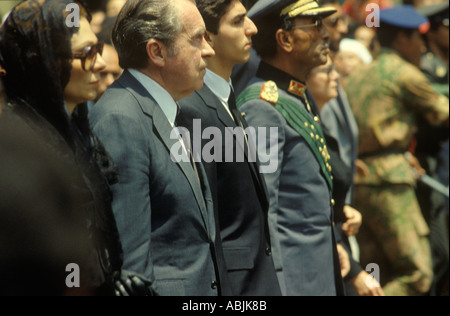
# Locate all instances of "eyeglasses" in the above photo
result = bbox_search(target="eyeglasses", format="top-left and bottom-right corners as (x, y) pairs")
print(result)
(290, 18), (324, 32)
(72, 42), (104, 72)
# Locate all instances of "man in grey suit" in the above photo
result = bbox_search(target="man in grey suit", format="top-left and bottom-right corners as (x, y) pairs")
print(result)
(89, 0), (221, 296)
(236, 0), (348, 295)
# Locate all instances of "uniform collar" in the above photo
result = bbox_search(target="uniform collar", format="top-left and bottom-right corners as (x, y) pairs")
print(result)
(256, 61), (307, 99)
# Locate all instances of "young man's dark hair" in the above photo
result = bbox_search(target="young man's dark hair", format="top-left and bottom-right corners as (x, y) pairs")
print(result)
(197, 0), (234, 34)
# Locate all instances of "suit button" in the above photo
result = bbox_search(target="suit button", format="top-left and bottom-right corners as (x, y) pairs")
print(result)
(211, 280), (218, 290)
(265, 247), (272, 256)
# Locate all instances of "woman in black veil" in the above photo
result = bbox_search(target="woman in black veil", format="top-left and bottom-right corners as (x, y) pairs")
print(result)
(0, 0), (153, 296)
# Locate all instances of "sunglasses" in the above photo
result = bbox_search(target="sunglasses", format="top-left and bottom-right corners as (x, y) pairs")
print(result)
(290, 18), (324, 33)
(72, 42), (104, 72)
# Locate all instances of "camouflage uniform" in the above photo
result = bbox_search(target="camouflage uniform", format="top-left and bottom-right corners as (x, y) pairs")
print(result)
(345, 48), (449, 295)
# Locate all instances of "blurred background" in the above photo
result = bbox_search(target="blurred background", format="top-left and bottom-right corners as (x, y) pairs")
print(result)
(0, 1), (20, 24)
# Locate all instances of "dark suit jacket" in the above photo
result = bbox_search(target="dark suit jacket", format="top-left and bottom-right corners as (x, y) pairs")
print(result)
(89, 70), (220, 296)
(179, 84), (281, 296)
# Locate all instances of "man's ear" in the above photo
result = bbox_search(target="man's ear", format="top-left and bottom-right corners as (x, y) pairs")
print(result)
(146, 39), (166, 67)
(275, 29), (294, 53)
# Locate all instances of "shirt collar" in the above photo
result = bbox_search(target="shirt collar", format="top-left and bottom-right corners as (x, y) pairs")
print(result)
(128, 68), (178, 126)
(204, 69), (233, 104)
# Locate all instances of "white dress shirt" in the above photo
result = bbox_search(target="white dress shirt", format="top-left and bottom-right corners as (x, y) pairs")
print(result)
(204, 69), (235, 121)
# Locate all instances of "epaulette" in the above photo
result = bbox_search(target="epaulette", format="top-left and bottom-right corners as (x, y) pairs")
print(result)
(259, 81), (279, 105)
(236, 81), (278, 109)
(236, 81), (334, 191)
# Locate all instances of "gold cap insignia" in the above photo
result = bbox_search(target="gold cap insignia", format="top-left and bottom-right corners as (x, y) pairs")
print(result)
(280, 0), (337, 19)
(260, 80), (279, 105)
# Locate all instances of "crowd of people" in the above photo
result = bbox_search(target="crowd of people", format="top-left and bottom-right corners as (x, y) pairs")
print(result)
(0, 0), (448, 296)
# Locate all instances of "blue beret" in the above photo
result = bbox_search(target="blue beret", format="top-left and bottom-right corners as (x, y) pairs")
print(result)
(249, 0), (336, 20)
(380, 5), (429, 29)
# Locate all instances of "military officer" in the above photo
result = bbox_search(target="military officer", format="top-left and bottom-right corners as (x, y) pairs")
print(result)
(345, 5), (449, 296)
(237, 0), (349, 296)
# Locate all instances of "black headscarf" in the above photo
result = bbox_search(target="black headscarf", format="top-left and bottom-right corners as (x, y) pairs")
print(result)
(0, 0), (122, 294)
(0, 0), (79, 144)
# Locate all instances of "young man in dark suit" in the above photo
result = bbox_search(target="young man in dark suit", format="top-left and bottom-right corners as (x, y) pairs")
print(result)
(179, 0), (281, 296)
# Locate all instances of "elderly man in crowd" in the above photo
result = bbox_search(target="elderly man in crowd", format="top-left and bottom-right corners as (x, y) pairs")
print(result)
(89, 0), (222, 296)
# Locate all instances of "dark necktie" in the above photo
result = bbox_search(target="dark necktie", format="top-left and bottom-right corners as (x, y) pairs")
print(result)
(228, 89), (247, 133)
(175, 105), (200, 182)
(228, 88), (253, 162)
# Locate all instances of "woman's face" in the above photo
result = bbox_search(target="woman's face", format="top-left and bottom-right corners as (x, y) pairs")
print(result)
(64, 17), (106, 113)
(306, 56), (340, 110)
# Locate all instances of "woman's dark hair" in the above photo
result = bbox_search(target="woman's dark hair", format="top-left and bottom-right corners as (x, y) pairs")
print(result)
(196, 0), (234, 34)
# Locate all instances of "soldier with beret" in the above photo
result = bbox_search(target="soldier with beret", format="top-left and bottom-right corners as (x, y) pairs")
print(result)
(237, 0), (349, 296)
(345, 5), (449, 296)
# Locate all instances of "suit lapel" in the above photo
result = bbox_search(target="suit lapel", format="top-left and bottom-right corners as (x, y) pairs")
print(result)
(200, 85), (236, 128)
(120, 71), (211, 232)
(197, 86), (250, 162)
(196, 86), (270, 208)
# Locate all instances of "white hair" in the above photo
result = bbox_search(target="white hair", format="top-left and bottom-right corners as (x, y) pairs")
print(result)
(339, 38), (373, 65)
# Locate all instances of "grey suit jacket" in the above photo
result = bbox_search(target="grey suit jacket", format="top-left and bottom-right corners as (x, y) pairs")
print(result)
(321, 86), (359, 204)
(240, 79), (341, 296)
(89, 70), (219, 296)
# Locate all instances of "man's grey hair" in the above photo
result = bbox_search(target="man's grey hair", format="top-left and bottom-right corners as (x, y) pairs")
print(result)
(112, 0), (185, 69)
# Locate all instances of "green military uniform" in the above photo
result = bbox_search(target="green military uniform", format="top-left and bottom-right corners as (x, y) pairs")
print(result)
(345, 48), (449, 296)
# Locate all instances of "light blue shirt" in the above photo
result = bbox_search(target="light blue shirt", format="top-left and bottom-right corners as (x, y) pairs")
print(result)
(204, 69), (234, 120)
(129, 69), (178, 127)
